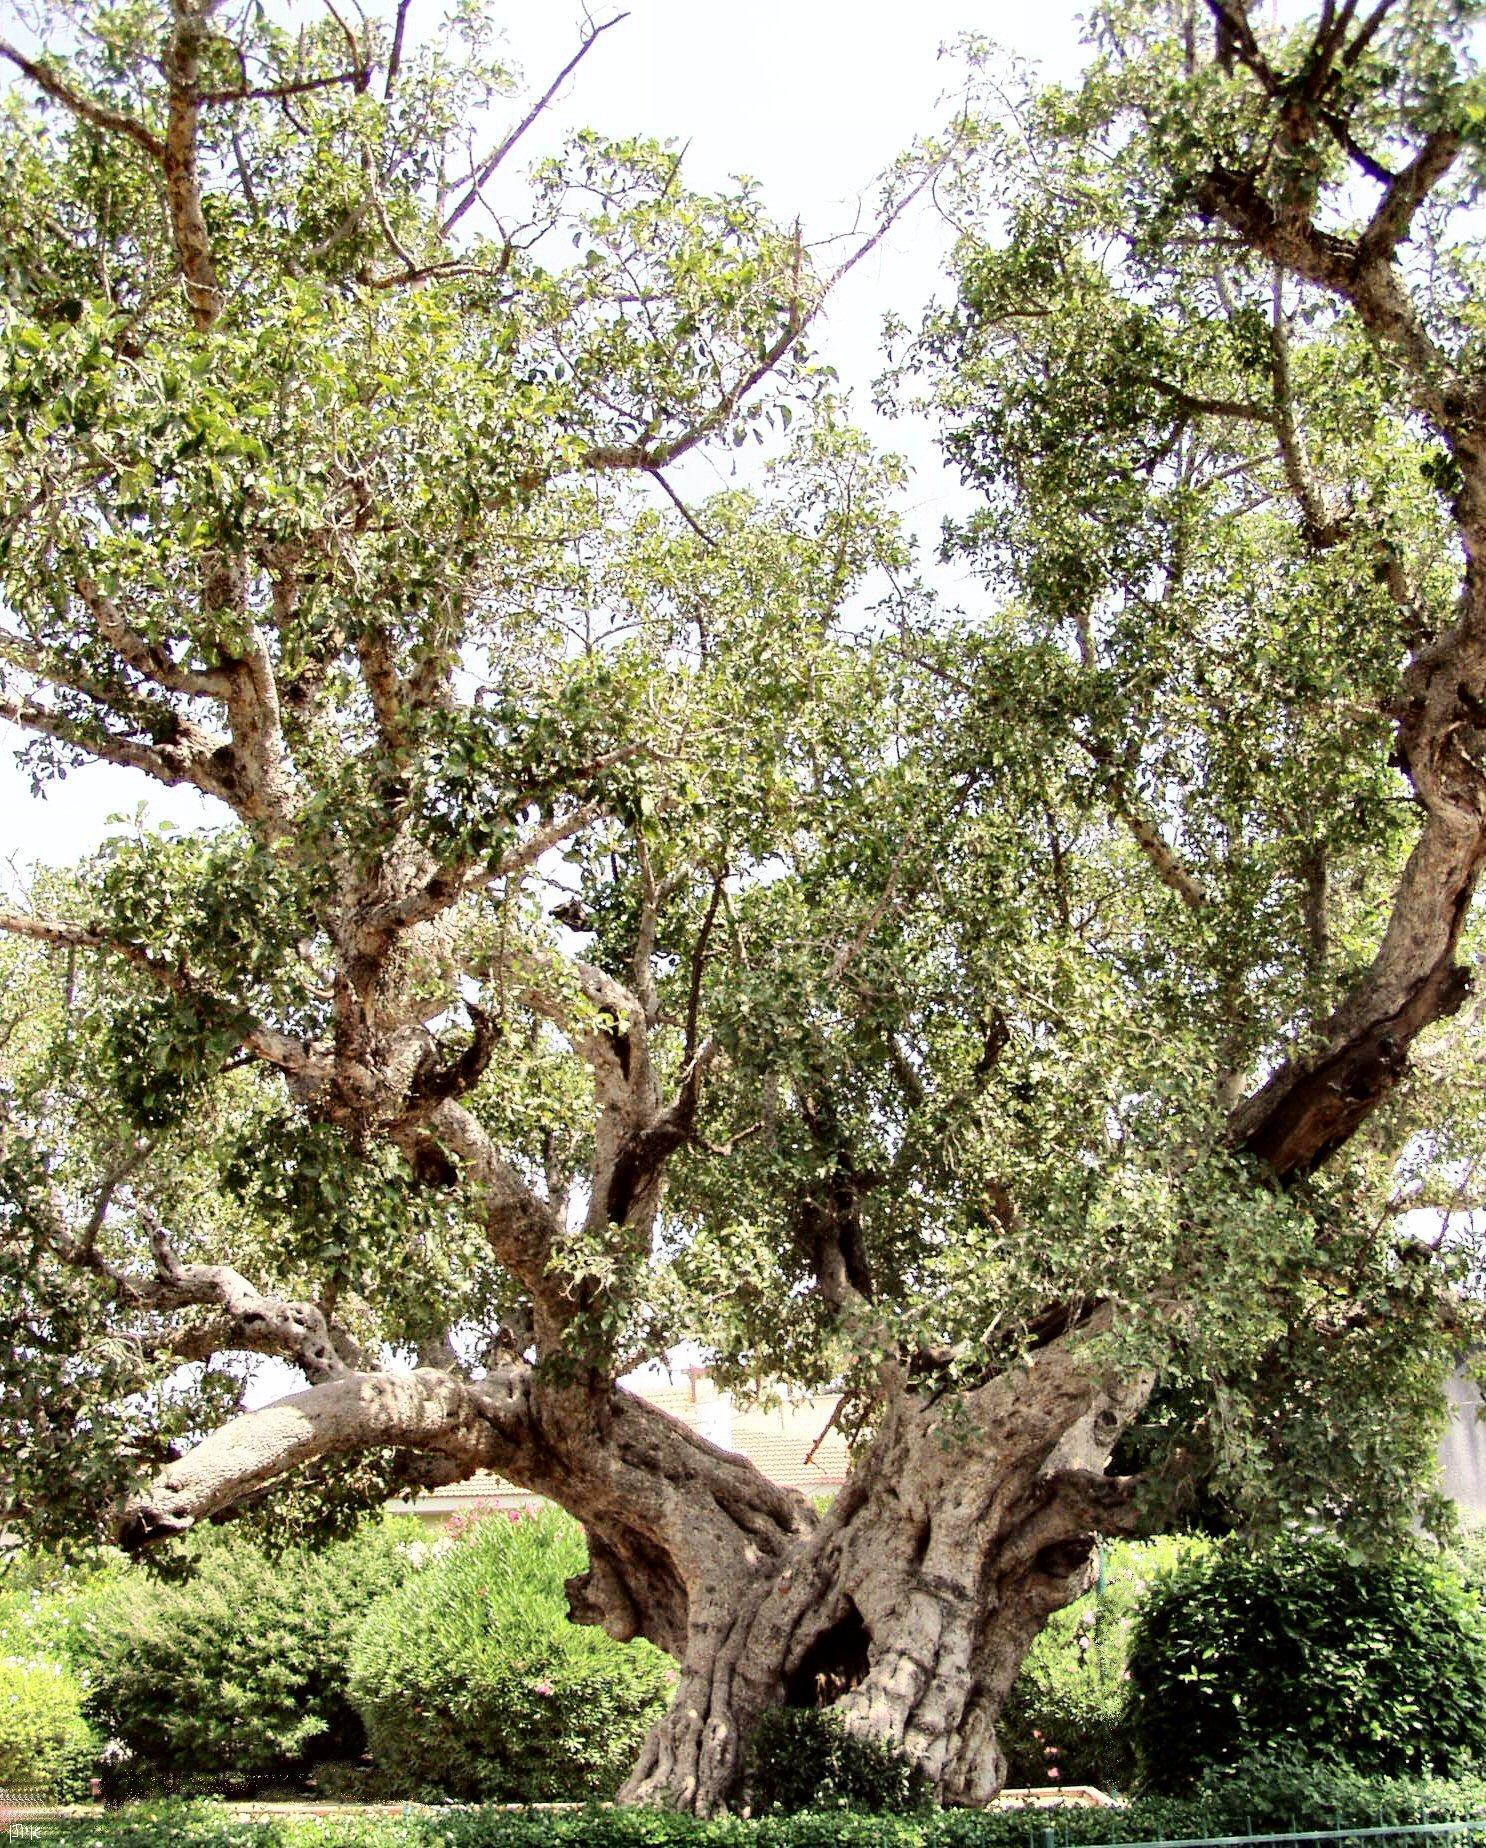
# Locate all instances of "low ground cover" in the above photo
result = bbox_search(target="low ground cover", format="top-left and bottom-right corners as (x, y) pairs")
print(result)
(24, 1763), (1486, 1848)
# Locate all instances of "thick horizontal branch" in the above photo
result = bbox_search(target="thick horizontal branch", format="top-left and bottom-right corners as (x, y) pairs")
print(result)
(117, 1366), (512, 1546)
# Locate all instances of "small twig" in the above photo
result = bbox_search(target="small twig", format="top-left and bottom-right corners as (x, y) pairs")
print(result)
(648, 467), (718, 547)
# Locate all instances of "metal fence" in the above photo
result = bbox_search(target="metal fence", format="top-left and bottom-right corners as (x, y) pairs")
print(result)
(1052, 1825), (1486, 1848)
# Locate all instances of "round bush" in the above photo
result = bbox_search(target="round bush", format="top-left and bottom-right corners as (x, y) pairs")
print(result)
(1127, 1535), (1486, 1789)
(0, 1657), (97, 1798)
(347, 1507), (672, 1801)
(65, 1519), (418, 1792)
(744, 1706), (928, 1814)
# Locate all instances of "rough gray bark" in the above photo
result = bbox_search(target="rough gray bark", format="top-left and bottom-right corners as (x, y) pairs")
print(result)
(613, 1327), (1149, 1813)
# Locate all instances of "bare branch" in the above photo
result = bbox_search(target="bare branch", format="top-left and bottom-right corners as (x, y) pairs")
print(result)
(76, 575), (234, 699)
(0, 686), (236, 801)
(585, 164), (944, 478)
(385, 0), (412, 99)
(197, 69), (371, 106)
(440, 13), (630, 236)
(647, 468), (719, 546)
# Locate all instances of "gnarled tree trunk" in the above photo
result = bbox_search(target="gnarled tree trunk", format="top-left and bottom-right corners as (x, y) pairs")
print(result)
(589, 1323), (1151, 1814)
(116, 1311), (1147, 1815)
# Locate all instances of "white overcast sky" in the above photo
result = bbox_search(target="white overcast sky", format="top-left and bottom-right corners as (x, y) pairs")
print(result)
(0, 0), (1093, 880)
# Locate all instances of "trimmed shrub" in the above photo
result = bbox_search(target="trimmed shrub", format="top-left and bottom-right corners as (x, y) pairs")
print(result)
(28, 1763), (1486, 1847)
(1127, 1534), (1486, 1789)
(0, 1655), (97, 1797)
(64, 1519), (420, 1793)
(745, 1707), (928, 1814)
(998, 1534), (1203, 1793)
(347, 1507), (672, 1801)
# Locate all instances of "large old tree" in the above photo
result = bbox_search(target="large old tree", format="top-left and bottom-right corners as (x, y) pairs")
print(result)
(3, 0), (1486, 1813)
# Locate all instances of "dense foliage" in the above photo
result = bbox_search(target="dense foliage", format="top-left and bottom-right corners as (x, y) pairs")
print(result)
(60, 1521), (417, 1792)
(744, 1708), (928, 1815)
(4, 0), (1486, 1810)
(31, 1761), (1486, 1847)
(0, 1655), (96, 1799)
(1128, 1536), (1486, 1787)
(347, 1509), (671, 1801)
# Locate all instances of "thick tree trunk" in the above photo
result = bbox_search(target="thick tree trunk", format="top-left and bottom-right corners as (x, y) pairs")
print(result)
(604, 1328), (1151, 1814)
(118, 1317), (1147, 1816)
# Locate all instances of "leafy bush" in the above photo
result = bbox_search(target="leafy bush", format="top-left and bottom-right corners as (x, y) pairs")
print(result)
(1128, 1534), (1486, 1788)
(347, 1507), (672, 1801)
(33, 1762), (1486, 1847)
(745, 1706), (928, 1814)
(64, 1519), (420, 1793)
(0, 1654), (97, 1797)
(1179, 1755), (1486, 1833)
(1447, 1523), (1486, 1596)
(998, 1534), (1203, 1792)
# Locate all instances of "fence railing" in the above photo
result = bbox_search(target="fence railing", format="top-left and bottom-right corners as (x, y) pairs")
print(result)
(1055, 1825), (1486, 1848)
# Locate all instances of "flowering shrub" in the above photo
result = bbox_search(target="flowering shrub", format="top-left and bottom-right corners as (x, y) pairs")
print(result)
(347, 1506), (672, 1801)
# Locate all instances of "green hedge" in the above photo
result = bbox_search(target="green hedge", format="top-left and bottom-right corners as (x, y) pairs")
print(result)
(62, 1520), (420, 1793)
(1127, 1535), (1486, 1787)
(31, 1761), (1486, 1848)
(347, 1508), (672, 1801)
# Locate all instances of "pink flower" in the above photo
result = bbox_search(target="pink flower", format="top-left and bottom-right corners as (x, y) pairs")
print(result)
(1047, 1768), (1061, 1781)
(533, 1680), (555, 1697)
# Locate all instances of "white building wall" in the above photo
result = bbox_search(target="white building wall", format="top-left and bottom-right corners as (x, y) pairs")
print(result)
(1441, 1366), (1486, 1521)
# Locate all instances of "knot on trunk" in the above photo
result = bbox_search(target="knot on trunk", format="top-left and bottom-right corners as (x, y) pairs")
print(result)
(566, 1530), (690, 1657)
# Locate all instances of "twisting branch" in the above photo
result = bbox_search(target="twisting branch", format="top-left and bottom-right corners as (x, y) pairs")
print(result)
(8, 1162), (363, 1386)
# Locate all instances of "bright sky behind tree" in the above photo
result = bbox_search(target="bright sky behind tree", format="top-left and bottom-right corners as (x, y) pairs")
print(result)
(0, 0), (1089, 877)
